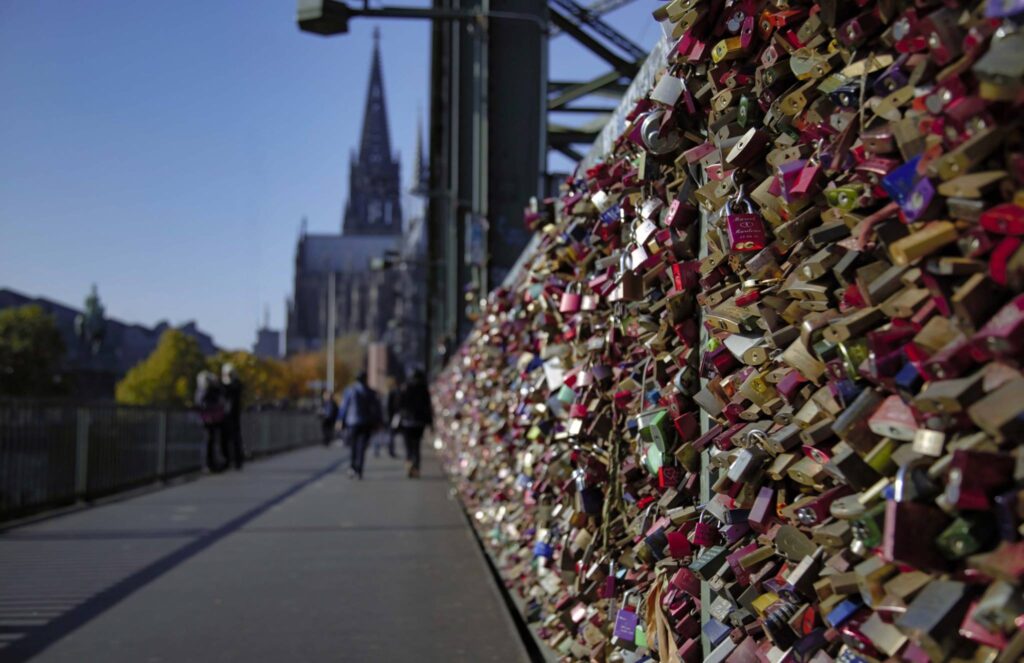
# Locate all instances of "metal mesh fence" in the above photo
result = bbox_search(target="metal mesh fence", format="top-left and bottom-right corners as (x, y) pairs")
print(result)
(0, 400), (320, 522)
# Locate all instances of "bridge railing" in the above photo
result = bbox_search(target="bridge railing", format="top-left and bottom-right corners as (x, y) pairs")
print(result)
(0, 400), (321, 523)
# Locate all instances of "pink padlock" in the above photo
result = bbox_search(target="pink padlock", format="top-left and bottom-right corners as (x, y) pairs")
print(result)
(559, 283), (582, 313)
(725, 188), (767, 253)
(691, 511), (719, 547)
(789, 154), (823, 197)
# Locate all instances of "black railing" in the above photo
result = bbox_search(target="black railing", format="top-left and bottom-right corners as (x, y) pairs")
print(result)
(0, 400), (321, 523)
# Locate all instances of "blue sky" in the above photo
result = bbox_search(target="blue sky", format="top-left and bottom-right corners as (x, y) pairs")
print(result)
(0, 0), (661, 350)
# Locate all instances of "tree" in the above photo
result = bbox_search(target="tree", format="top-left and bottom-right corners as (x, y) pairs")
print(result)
(0, 305), (67, 397)
(206, 350), (286, 407)
(280, 351), (323, 401)
(279, 333), (366, 401)
(115, 330), (205, 407)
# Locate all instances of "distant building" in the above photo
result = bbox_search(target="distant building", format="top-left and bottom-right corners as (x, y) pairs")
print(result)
(0, 287), (219, 398)
(286, 30), (419, 360)
(253, 326), (281, 359)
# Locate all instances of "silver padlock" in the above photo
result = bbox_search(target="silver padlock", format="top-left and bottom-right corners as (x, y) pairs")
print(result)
(640, 109), (683, 155)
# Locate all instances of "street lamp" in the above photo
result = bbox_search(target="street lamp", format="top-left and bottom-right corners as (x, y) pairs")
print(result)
(297, 0), (353, 34)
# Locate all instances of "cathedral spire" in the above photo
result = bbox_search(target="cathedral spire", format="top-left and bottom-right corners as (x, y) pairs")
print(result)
(358, 27), (392, 167)
(343, 29), (403, 236)
(412, 111), (428, 195)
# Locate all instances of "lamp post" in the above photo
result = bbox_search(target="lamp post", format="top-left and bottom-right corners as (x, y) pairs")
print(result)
(326, 270), (336, 393)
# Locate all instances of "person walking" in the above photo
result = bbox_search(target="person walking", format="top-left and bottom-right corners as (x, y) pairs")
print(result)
(395, 369), (433, 478)
(385, 380), (401, 458)
(195, 371), (226, 472)
(319, 389), (339, 446)
(338, 371), (382, 479)
(221, 363), (245, 470)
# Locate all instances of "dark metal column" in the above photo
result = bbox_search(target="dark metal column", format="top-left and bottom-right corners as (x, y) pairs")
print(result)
(486, 0), (546, 289)
(427, 0), (546, 373)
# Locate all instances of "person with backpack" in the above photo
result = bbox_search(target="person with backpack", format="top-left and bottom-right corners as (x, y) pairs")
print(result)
(338, 371), (383, 479)
(195, 370), (226, 472)
(395, 369), (433, 478)
(319, 389), (339, 446)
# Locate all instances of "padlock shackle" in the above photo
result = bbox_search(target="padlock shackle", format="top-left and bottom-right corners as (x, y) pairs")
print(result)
(893, 456), (934, 502)
(724, 183), (755, 217)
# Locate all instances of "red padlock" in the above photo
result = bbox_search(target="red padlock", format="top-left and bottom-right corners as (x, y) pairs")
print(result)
(980, 203), (1024, 236)
(559, 282), (582, 313)
(789, 153), (823, 198)
(667, 531), (692, 559)
(692, 511), (719, 547)
(725, 188), (768, 253)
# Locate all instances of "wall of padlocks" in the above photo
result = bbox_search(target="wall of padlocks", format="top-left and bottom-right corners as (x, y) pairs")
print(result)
(433, 1), (1024, 661)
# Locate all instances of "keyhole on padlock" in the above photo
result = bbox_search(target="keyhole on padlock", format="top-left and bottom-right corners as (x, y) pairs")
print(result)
(727, 10), (745, 32)
(893, 18), (910, 40)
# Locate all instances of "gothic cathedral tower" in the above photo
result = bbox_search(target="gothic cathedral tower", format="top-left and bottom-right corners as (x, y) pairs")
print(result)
(343, 28), (403, 236)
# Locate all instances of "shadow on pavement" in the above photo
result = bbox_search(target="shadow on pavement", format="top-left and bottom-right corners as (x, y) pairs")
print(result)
(0, 456), (347, 663)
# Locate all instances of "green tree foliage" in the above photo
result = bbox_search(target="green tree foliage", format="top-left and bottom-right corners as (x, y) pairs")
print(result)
(0, 305), (67, 397)
(115, 330), (205, 407)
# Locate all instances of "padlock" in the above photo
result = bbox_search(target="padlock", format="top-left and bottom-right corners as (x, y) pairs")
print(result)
(611, 251), (643, 302)
(935, 514), (996, 561)
(895, 580), (972, 662)
(559, 282), (582, 314)
(788, 154), (823, 198)
(612, 589), (640, 648)
(882, 458), (950, 572)
(640, 109), (684, 156)
(725, 187), (768, 253)
(692, 510), (719, 547)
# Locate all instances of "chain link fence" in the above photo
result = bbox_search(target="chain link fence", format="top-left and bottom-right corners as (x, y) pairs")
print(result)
(0, 400), (321, 522)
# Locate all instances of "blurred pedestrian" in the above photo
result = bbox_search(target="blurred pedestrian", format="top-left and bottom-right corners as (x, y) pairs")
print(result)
(338, 371), (382, 479)
(221, 363), (245, 470)
(383, 379), (400, 459)
(195, 370), (226, 472)
(395, 368), (433, 478)
(320, 389), (339, 446)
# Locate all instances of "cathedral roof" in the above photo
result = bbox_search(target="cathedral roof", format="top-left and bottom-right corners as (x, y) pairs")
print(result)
(298, 233), (400, 273)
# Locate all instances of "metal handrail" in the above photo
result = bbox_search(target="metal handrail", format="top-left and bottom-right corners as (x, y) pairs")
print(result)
(0, 400), (323, 523)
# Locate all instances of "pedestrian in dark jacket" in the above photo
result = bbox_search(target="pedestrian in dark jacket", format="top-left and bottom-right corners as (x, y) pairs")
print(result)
(320, 389), (339, 446)
(221, 364), (244, 470)
(195, 371), (226, 472)
(395, 369), (433, 478)
(338, 371), (382, 479)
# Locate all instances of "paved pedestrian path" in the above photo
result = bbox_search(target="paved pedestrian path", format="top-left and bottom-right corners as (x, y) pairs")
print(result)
(0, 444), (531, 662)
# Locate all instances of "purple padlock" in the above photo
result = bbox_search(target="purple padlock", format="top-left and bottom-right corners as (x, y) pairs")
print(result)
(900, 177), (935, 222)
(777, 159), (805, 201)
(986, 0), (1024, 19)
(610, 606), (634, 643)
